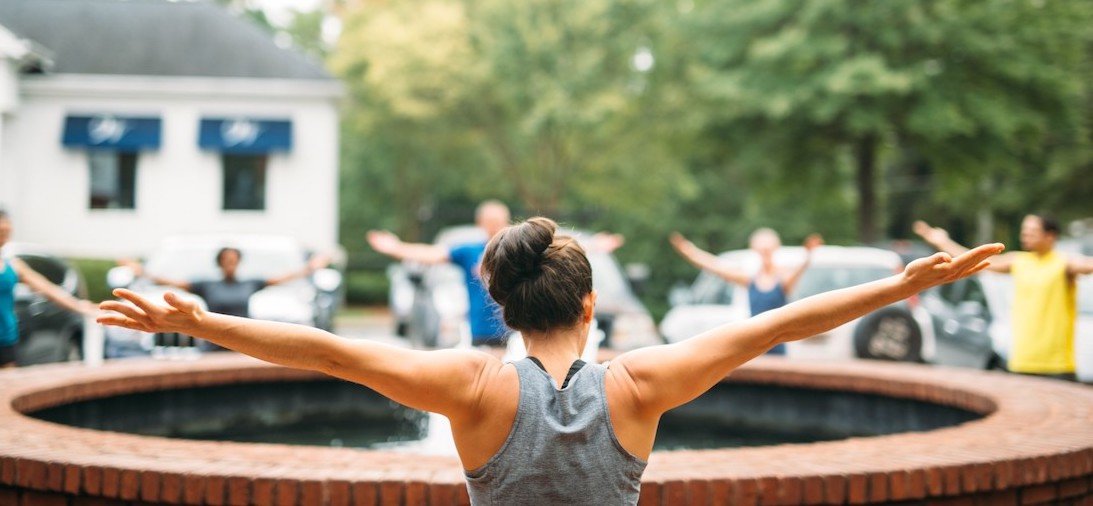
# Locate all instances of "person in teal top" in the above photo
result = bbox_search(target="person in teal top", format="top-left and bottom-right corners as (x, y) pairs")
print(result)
(0, 210), (98, 367)
(670, 228), (823, 355)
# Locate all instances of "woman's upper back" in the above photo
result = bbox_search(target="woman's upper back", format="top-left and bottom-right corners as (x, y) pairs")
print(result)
(463, 357), (646, 505)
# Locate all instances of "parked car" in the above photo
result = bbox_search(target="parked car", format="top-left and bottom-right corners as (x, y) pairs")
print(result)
(388, 226), (660, 350)
(104, 235), (344, 357)
(919, 274), (1008, 370)
(661, 246), (941, 363)
(2, 243), (87, 365)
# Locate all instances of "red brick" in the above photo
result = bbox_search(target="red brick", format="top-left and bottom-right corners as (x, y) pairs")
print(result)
(406, 480), (426, 504)
(1020, 483), (1057, 504)
(351, 481), (377, 506)
(711, 479), (731, 504)
(687, 479), (710, 504)
(227, 476), (250, 506)
(81, 466), (102, 496)
(119, 469), (140, 501)
(300, 480), (323, 506)
(19, 490), (67, 506)
(733, 478), (758, 506)
(44, 463), (63, 491)
(0, 487), (17, 506)
(0, 457), (15, 485)
(778, 476), (802, 505)
(823, 475), (847, 504)
(1059, 477), (1090, 498)
(638, 481), (661, 506)
(275, 479), (298, 506)
(62, 465), (81, 495)
(182, 473), (205, 505)
(664, 480), (687, 504)
(426, 483), (455, 506)
(138, 471), (159, 503)
(252, 478), (275, 506)
(378, 480), (402, 506)
(159, 473), (183, 504)
(802, 476), (823, 504)
(978, 489), (1018, 506)
(15, 459), (47, 489)
(100, 467), (120, 498)
(847, 474), (867, 504)
(205, 473), (227, 505)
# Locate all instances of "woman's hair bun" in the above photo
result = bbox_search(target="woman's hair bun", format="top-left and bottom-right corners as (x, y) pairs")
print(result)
(481, 217), (557, 305)
(481, 216), (592, 333)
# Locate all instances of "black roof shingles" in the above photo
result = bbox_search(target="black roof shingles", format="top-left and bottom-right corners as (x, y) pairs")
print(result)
(0, 0), (331, 80)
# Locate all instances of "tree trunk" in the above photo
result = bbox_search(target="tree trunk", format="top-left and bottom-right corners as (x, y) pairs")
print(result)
(855, 135), (879, 243)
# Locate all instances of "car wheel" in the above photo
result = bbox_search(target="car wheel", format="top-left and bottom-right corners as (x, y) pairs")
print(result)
(986, 352), (1008, 371)
(853, 308), (923, 362)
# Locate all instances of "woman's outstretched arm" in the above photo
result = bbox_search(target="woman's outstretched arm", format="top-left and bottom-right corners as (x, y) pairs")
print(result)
(669, 232), (751, 286)
(611, 242), (1004, 417)
(97, 289), (493, 418)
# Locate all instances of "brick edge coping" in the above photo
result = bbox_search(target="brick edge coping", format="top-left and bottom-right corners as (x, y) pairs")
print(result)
(0, 354), (1090, 505)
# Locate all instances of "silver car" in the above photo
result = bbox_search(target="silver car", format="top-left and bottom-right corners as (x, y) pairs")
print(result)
(661, 246), (939, 363)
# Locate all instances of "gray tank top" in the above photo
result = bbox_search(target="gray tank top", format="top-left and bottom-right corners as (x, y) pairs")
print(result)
(464, 357), (648, 505)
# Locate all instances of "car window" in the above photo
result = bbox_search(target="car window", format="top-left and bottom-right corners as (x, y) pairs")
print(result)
(17, 254), (67, 285)
(791, 266), (893, 301)
(961, 278), (991, 319)
(937, 279), (963, 304)
(1079, 277), (1093, 316)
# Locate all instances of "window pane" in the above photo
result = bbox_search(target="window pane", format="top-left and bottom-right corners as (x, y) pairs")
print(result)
(17, 255), (67, 285)
(223, 155), (268, 210)
(89, 151), (137, 209)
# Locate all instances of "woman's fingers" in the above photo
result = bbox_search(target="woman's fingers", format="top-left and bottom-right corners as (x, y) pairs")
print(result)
(163, 292), (197, 313)
(96, 314), (151, 333)
(112, 288), (162, 315)
(99, 300), (149, 321)
(954, 243), (1004, 270)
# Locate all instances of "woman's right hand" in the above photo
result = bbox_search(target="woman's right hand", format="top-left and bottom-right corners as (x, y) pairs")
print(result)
(901, 243), (1003, 292)
(98, 289), (205, 335)
(912, 220), (950, 246)
(669, 232), (691, 252)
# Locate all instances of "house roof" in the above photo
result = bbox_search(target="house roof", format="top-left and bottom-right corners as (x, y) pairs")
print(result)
(0, 0), (332, 80)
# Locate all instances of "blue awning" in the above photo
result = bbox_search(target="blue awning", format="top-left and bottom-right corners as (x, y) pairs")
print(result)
(62, 115), (161, 151)
(198, 118), (293, 154)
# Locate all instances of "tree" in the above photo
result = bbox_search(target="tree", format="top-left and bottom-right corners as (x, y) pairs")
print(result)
(685, 0), (1093, 242)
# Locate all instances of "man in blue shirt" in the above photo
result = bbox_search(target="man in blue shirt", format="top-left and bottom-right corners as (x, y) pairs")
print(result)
(368, 201), (511, 346)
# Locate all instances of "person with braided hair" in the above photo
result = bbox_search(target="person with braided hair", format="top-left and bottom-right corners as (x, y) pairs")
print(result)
(97, 216), (1002, 504)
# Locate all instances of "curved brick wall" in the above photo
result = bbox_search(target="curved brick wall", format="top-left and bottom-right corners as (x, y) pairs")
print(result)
(1, 354), (1090, 505)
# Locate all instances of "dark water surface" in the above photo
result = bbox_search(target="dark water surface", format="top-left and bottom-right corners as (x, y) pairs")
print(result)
(30, 379), (981, 450)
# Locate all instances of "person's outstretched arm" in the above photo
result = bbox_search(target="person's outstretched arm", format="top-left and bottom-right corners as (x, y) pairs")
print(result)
(1067, 255), (1093, 276)
(97, 289), (491, 418)
(117, 258), (193, 291)
(265, 253), (331, 286)
(781, 233), (823, 295)
(914, 220), (1013, 273)
(669, 232), (751, 286)
(366, 230), (450, 264)
(611, 243), (1004, 417)
(12, 258), (97, 315)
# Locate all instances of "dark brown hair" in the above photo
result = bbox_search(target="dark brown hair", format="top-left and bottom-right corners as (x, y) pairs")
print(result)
(216, 247), (242, 266)
(480, 217), (593, 333)
(1029, 213), (1061, 237)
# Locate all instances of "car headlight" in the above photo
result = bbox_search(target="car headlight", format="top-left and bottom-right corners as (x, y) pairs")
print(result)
(609, 312), (660, 350)
(248, 290), (314, 325)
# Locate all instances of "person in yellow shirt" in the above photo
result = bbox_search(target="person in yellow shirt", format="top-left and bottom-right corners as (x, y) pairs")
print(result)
(915, 215), (1093, 380)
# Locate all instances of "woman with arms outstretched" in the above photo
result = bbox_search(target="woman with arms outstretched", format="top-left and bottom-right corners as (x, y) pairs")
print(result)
(98, 217), (1001, 505)
(670, 229), (823, 354)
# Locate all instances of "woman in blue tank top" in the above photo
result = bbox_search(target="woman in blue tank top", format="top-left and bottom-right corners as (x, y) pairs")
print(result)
(97, 217), (1002, 505)
(0, 210), (98, 367)
(671, 228), (824, 354)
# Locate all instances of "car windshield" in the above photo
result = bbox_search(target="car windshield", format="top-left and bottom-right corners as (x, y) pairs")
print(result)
(791, 266), (894, 301)
(690, 272), (734, 305)
(144, 243), (306, 282)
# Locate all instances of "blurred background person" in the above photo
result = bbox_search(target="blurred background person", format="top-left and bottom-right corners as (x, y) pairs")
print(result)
(915, 215), (1093, 380)
(118, 247), (331, 350)
(0, 210), (98, 367)
(367, 200), (512, 347)
(670, 229), (823, 354)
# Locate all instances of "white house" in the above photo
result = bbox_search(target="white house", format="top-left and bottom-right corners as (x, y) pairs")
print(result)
(0, 0), (343, 258)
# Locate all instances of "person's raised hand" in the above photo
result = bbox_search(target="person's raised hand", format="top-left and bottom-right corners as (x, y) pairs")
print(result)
(902, 243), (1004, 291)
(591, 232), (625, 254)
(97, 289), (205, 335)
(803, 233), (824, 252)
(307, 252), (332, 272)
(912, 220), (949, 245)
(366, 230), (402, 256)
(669, 232), (692, 251)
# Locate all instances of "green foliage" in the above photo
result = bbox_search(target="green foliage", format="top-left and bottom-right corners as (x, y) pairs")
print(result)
(345, 269), (390, 306)
(68, 258), (115, 302)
